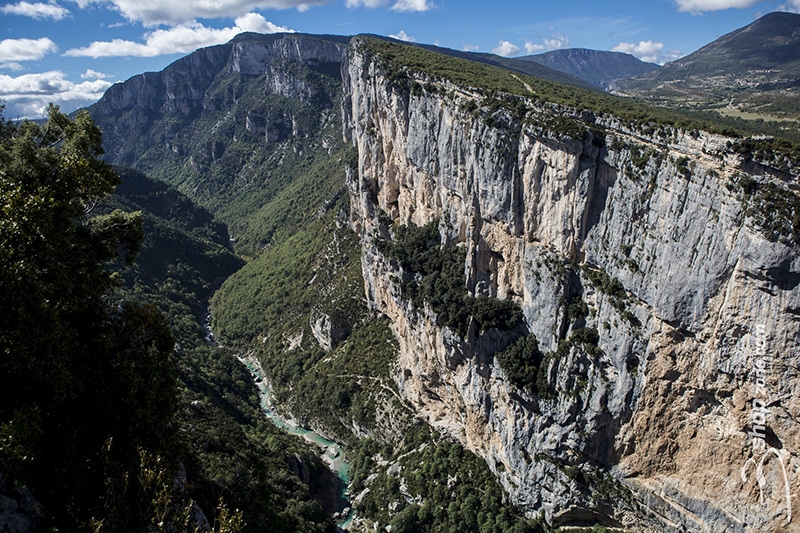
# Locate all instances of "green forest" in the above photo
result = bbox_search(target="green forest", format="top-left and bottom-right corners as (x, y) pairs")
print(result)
(0, 107), (339, 532)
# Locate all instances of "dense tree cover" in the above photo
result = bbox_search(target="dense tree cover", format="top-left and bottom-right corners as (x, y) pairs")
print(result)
(210, 186), (392, 444)
(348, 427), (546, 533)
(0, 106), (338, 532)
(496, 334), (546, 394)
(378, 220), (523, 337)
(104, 164), (337, 531)
(0, 106), (180, 529)
(177, 346), (335, 533)
(102, 166), (244, 346)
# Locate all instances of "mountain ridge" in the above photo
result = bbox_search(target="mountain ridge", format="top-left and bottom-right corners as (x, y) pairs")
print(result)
(617, 11), (800, 121)
(520, 48), (659, 90)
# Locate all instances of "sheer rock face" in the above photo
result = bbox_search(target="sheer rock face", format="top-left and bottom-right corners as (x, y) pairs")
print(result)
(85, 31), (800, 532)
(89, 34), (347, 165)
(343, 43), (800, 531)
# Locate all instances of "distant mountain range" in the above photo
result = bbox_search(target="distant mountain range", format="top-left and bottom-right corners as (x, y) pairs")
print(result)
(520, 48), (659, 91)
(372, 35), (597, 90)
(615, 11), (800, 120)
(363, 12), (800, 125)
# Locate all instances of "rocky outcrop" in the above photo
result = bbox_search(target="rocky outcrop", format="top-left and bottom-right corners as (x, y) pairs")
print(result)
(343, 39), (800, 531)
(310, 309), (350, 352)
(89, 33), (348, 168)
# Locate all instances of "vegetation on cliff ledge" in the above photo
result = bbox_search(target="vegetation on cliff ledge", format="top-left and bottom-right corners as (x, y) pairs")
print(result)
(377, 220), (523, 338)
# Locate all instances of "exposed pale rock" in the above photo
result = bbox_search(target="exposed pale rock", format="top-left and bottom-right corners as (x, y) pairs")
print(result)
(344, 41), (800, 531)
(310, 309), (346, 352)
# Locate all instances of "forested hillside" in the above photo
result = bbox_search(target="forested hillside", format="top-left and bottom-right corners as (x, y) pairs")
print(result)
(0, 107), (343, 532)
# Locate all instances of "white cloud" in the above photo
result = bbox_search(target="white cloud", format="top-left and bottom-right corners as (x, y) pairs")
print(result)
(81, 69), (110, 79)
(520, 32), (569, 55)
(389, 30), (415, 42)
(524, 41), (545, 54)
(543, 32), (569, 50)
(1, 62), (24, 71)
(462, 44), (479, 52)
(70, 0), (325, 26)
(492, 40), (520, 57)
(782, 0), (800, 12)
(235, 11), (289, 32)
(1, 1), (70, 20)
(0, 70), (113, 118)
(674, 0), (763, 13)
(0, 38), (58, 62)
(612, 40), (683, 64)
(661, 49), (684, 63)
(390, 0), (432, 11)
(64, 13), (293, 58)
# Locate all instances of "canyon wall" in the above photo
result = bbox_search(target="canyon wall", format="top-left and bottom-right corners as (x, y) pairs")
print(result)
(344, 39), (800, 532)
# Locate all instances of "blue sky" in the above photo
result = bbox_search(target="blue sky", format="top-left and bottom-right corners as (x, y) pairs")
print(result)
(1, 0), (799, 118)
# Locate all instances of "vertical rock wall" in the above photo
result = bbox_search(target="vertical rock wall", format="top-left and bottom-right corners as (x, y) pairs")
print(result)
(344, 41), (800, 532)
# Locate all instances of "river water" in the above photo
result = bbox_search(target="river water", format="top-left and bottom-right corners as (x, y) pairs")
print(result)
(238, 355), (354, 530)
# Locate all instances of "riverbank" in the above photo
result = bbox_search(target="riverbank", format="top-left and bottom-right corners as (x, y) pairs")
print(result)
(238, 354), (353, 530)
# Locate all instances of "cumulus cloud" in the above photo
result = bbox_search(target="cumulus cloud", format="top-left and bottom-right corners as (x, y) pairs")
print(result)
(612, 40), (682, 64)
(543, 32), (569, 50)
(782, 0), (800, 12)
(71, 0), (325, 26)
(520, 32), (569, 55)
(389, 30), (415, 42)
(492, 41), (520, 57)
(0, 70), (113, 118)
(390, 0), (432, 11)
(1, 1), (70, 19)
(0, 38), (58, 62)
(81, 69), (110, 79)
(674, 0), (763, 12)
(462, 44), (479, 52)
(661, 49), (684, 63)
(64, 13), (292, 57)
(524, 41), (545, 54)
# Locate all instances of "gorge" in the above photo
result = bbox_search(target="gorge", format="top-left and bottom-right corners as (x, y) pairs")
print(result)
(84, 32), (800, 532)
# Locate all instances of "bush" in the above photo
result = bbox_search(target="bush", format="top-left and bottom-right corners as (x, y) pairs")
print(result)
(496, 335), (543, 392)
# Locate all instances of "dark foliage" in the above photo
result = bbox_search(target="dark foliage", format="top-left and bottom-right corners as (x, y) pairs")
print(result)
(348, 427), (546, 533)
(379, 221), (522, 337)
(0, 106), (179, 530)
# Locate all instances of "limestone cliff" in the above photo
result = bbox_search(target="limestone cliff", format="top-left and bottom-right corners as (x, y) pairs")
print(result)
(343, 38), (800, 531)
(89, 32), (348, 178)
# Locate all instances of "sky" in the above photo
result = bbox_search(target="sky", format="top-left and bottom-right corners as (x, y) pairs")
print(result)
(1, 0), (799, 118)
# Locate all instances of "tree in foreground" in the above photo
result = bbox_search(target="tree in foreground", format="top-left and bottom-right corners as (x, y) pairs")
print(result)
(0, 105), (187, 530)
